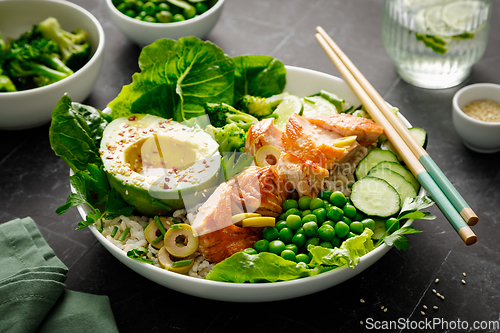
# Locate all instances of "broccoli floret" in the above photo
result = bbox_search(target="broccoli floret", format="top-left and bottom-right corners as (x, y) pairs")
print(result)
(206, 123), (246, 153)
(238, 95), (273, 118)
(38, 17), (90, 71)
(0, 69), (16, 92)
(204, 102), (259, 131)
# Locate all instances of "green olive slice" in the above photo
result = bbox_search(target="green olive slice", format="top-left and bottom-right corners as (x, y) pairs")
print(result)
(144, 217), (171, 249)
(163, 223), (199, 257)
(158, 247), (195, 274)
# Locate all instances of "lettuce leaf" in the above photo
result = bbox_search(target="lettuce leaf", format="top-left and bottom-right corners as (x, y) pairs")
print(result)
(206, 229), (374, 283)
(107, 37), (235, 122)
(49, 93), (110, 172)
(233, 55), (286, 102)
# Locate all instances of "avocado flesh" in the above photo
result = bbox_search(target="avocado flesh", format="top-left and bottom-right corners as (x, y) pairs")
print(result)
(100, 114), (221, 216)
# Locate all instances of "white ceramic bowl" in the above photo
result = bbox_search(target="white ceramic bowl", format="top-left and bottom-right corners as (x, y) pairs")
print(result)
(0, 0), (105, 131)
(105, 0), (224, 47)
(76, 66), (424, 302)
(452, 83), (500, 153)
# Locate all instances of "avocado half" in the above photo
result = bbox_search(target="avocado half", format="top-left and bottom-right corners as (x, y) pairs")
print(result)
(100, 114), (221, 216)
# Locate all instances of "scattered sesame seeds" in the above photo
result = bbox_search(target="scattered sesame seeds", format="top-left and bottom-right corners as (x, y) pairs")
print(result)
(433, 306), (439, 310)
(360, 299), (365, 303)
(423, 305), (428, 310)
(462, 279), (466, 285)
(421, 311), (425, 316)
(435, 278), (439, 284)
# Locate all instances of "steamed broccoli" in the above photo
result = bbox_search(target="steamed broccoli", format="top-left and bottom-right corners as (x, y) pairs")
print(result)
(206, 123), (246, 153)
(204, 102), (258, 131)
(238, 95), (273, 118)
(38, 17), (90, 71)
(0, 34), (16, 92)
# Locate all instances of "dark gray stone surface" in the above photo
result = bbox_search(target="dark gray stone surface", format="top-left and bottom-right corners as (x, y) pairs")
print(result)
(1, 0), (499, 332)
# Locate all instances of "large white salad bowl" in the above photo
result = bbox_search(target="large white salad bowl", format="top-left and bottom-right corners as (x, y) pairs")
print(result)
(78, 66), (422, 302)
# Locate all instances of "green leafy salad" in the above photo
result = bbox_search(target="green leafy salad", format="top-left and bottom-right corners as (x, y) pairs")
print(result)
(49, 36), (436, 283)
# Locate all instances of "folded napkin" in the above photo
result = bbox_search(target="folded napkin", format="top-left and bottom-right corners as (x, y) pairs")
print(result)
(0, 217), (119, 333)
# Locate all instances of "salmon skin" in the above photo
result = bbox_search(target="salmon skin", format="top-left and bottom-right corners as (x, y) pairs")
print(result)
(192, 166), (286, 263)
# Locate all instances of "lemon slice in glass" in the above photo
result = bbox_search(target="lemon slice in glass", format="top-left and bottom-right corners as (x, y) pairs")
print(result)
(273, 95), (303, 130)
(442, 0), (485, 33)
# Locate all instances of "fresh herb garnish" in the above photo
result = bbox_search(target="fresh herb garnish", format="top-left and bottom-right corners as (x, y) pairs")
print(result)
(127, 247), (153, 264)
(221, 152), (254, 181)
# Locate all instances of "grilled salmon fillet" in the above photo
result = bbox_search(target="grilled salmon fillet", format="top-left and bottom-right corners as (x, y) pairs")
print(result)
(245, 118), (284, 156)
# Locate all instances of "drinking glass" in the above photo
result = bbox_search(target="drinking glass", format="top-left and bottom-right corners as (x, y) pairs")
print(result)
(383, 0), (492, 89)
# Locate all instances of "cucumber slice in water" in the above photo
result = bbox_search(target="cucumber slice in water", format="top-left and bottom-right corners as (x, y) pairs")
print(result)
(355, 149), (400, 180)
(350, 177), (401, 217)
(367, 168), (417, 205)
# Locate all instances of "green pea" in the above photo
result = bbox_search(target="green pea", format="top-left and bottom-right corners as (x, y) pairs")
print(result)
(342, 216), (352, 225)
(318, 224), (335, 241)
(143, 15), (156, 22)
(281, 249), (297, 262)
(312, 207), (327, 224)
(156, 2), (169, 11)
(319, 190), (333, 201)
(346, 231), (357, 239)
(275, 220), (287, 231)
(334, 221), (349, 238)
(284, 208), (301, 220)
(269, 240), (286, 254)
(124, 0), (136, 8)
(134, 15), (142, 20)
(263, 227), (279, 242)
(320, 241), (333, 249)
(305, 237), (320, 248)
(124, 9), (136, 17)
(283, 199), (299, 212)
(350, 221), (364, 235)
(322, 220), (335, 228)
(309, 197), (325, 210)
(183, 6), (196, 19)
(156, 10), (172, 22)
(303, 221), (318, 237)
(385, 217), (399, 233)
(301, 210), (312, 218)
(327, 206), (344, 222)
(331, 236), (341, 248)
(112, 0), (124, 7)
(296, 253), (310, 264)
(195, 2), (208, 14)
(324, 201), (332, 209)
(285, 243), (299, 255)
(354, 212), (365, 221)
(302, 214), (318, 224)
(292, 233), (306, 248)
(172, 13), (185, 22)
(117, 3), (128, 13)
(298, 196), (312, 210)
(254, 239), (269, 252)
(279, 227), (294, 244)
(143, 1), (156, 15)
(343, 203), (357, 219)
(138, 10), (147, 17)
(134, 0), (144, 11)
(243, 248), (258, 255)
(295, 227), (304, 235)
(362, 218), (376, 232)
(278, 213), (286, 221)
(329, 191), (347, 207)
(286, 214), (302, 230)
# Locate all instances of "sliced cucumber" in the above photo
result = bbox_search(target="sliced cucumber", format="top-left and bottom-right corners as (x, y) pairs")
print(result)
(355, 148), (400, 180)
(367, 168), (417, 205)
(350, 177), (401, 217)
(369, 161), (420, 192)
(380, 140), (402, 161)
(409, 127), (428, 149)
(273, 95), (303, 130)
(301, 95), (339, 117)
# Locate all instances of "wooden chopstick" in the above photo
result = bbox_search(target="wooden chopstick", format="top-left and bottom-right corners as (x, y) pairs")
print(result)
(316, 26), (478, 227)
(314, 31), (477, 246)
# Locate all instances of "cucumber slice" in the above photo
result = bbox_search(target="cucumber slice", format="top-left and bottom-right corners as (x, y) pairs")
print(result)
(408, 127), (428, 149)
(273, 95), (303, 130)
(380, 141), (402, 161)
(301, 95), (339, 117)
(369, 161), (420, 192)
(350, 177), (401, 217)
(355, 148), (400, 180)
(367, 168), (417, 205)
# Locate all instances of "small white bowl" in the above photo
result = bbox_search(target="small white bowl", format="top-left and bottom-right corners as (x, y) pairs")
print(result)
(452, 83), (500, 153)
(0, 0), (105, 130)
(105, 0), (224, 47)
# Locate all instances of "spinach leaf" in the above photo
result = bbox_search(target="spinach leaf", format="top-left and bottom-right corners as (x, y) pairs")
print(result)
(108, 37), (235, 122)
(49, 93), (109, 172)
(233, 55), (286, 102)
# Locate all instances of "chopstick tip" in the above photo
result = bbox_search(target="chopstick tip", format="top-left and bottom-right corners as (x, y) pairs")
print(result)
(458, 226), (477, 246)
(461, 208), (479, 226)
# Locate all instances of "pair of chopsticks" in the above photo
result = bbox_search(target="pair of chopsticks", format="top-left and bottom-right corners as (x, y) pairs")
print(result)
(315, 26), (477, 246)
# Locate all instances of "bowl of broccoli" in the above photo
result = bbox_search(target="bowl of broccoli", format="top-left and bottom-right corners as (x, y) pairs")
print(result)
(0, 0), (105, 130)
(105, 0), (224, 47)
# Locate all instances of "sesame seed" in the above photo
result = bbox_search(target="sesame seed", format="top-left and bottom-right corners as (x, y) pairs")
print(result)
(435, 278), (439, 284)
(432, 289), (437, 294)
(463, 272), (466, 277)
(384, 308), (388, 312)
(436, 293), (441, 297)
(360, 299), (365, 303)
(433, 306), (439, 310)
(462, 279), (466, 285)
(381, 306), (384, 310)
(440, 295), (445, 300)
(360, 321), (363, 325)
(423, 305), (428, 310)
(421, 311), (425, 316)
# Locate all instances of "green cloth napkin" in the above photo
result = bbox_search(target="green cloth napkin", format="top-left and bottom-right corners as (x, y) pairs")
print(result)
(0, 217), (119, 333)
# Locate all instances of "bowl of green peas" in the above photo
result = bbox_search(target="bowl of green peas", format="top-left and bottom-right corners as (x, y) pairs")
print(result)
(106, 0), (223, 46)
